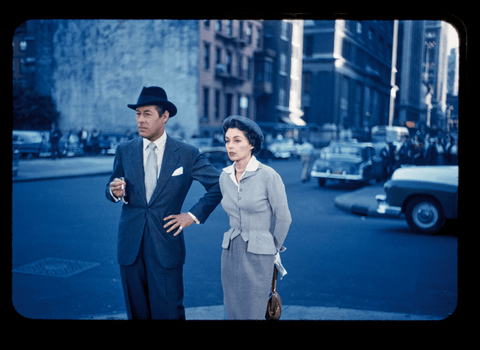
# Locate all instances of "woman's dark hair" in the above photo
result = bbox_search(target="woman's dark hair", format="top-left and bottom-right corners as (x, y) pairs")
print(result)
(223, 118), (262, 155)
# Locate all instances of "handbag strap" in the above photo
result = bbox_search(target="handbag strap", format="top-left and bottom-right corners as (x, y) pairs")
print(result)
(271, 267), (278, 293)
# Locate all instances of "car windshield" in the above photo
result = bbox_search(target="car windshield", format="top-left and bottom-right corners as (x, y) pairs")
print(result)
(326, 145), (363, 158)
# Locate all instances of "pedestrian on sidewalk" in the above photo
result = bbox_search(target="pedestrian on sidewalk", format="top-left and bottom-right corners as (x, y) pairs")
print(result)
(396, 134), (414, 166)
(90, 129), (99, 155)
(220, 115), (292, 320)
(106, 86), (222, 320)
(298, 138), (314, 182)
(78, 126), (89, 151)
(49, 122), (62, 159)
(380, 141), (395, 180)
(447, 136), (458, 165)
(412, 134), (426, 165)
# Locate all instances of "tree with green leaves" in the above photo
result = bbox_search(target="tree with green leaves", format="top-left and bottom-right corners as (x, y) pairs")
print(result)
(13, 85), (60, 130)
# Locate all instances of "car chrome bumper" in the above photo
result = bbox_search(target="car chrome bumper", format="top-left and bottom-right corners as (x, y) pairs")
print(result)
(375, 194), (402, 216)
(311, 170), (363, 181)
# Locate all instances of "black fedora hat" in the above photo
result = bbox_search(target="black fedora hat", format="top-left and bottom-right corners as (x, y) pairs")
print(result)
(127, 86), (177, 117)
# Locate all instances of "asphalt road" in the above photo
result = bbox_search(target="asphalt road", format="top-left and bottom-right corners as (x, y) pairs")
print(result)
(11, 159), (458, 319)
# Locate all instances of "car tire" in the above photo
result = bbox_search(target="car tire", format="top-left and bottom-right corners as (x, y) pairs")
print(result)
(405, 196), (445, 234)
(318, 178), (326, 187)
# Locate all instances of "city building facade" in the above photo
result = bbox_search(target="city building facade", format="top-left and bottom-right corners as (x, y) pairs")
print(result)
(14, 19), (303, 139)
(255, 20), (304, 128)
(198, 19), (262, 136)
(301, 20), (395, 133)
(423, 20), (450, 132)
(395, 20), (427, 129)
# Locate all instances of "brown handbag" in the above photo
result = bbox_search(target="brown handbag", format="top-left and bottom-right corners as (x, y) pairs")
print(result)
(265, 267), (282, 320)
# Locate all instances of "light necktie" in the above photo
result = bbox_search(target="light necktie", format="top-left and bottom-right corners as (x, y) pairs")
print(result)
(145, 142), (158, 203)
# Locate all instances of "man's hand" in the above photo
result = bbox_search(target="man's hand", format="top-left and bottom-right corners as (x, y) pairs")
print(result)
(164, 213), (195, 236)
(109, 178), (126, 198)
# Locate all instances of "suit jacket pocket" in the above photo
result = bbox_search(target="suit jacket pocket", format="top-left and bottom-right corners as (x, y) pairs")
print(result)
(172, 166), (184, 176)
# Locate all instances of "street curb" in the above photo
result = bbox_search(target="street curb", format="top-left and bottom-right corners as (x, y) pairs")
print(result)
(12, 171), (112, 183)
(334, 190), (381, 217)
(12, 156), (115, 182)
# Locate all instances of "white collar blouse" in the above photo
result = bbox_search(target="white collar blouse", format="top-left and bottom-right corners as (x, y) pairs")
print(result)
(223, 155), (260, 190)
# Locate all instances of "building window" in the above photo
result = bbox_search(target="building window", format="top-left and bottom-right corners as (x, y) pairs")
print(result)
(203, 42), (210, 70)
(368, 29), (374, 41)
(279, 54), (286, 75)
(255, 60), (264, 82)
(244, 96), (250, 118)
(215, 90), (220, 120)
(246, 23), (252, 44)
(238, 54), (243, 78)
(226, 20), (232, 36)
(239, 21), (244, 39)
(265, 60), (273, 83)
(226, 51), (232, 75)
(304, 35), (313, 57)
(216, 20), (222, 32)
(247, 58), (252, 80)
(216, 47), (222, 65)
(281, 21), (288, 41)
(303, 71), (311, 93)
(238, 95), (249, 118)
(356, 21), (362, 34)
(203, 20), (210, 28)
(279, 88), (285, 107)
(256, 27), (262, 49)
(203, 87), (209, 121)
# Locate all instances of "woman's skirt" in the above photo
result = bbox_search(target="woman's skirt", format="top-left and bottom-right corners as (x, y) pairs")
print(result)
(221, 235), (276, 320)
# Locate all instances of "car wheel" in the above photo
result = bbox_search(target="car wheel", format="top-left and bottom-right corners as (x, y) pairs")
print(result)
(405, 196), (445, 234)
(318, 178), (326, 187)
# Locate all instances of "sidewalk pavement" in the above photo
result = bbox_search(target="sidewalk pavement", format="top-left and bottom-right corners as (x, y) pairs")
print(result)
(12, 156), (114, 182)
(82, 305), (443, 320)
(13, 156), (441, 321)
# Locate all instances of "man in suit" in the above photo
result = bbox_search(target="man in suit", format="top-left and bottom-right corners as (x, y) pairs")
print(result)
(106, 86), (222, 319)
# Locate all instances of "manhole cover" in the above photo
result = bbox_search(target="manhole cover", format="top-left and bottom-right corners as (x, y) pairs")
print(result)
(12, 258), (100, 278)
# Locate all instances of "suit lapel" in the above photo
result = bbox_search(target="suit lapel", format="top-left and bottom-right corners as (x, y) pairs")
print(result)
(122, 138), (148, 205)
(148, 136), (180, 205)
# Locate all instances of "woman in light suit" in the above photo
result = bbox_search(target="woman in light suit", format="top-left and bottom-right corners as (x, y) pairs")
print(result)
(220, 115), (292, 320)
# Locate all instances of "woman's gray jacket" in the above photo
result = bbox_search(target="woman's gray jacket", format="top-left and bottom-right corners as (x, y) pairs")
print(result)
(220, 158), (292, 255)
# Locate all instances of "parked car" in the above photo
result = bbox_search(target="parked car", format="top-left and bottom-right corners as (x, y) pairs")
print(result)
(98, 133), (127, 155)
(311, 140), (382, 187)
(376, 166), (458, 234)
(12, 146), (20, 176)
(267, 137), (299, 159)
(188, 138), (230, 167)
(12, 130), (51, 158)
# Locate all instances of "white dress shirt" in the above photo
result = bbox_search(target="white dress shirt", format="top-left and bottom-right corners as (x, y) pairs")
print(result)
(142, 132), (167, 178)
(111, 132), (199, 224)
